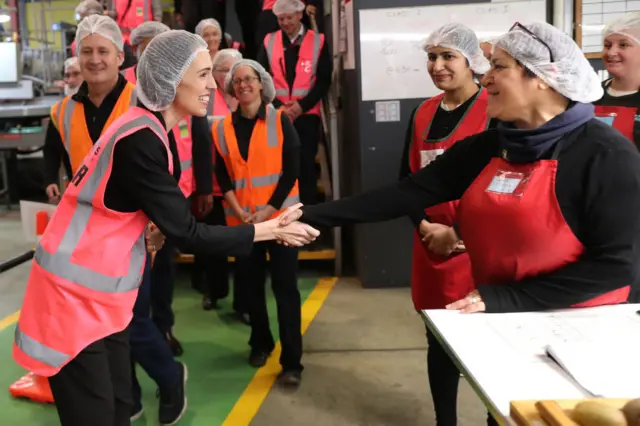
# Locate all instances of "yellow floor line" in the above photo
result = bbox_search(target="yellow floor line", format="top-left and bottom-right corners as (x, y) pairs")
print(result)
(0, 310), (20, 332)
(222, 276), (338, 426)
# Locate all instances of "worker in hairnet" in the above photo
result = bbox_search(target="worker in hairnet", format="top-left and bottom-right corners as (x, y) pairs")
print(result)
(192, 48), (247, 317)
(44, 14), (136, 204)
(280, 22), (640, 423)
(256, 0), (321, 52)
(62, 57), (84, 96)
(121, 19), (217, 356)
(71, 0), (137, 68)
(594, 12), (640, 148)
(195, 18), (225, 60)
(257, 0), (331, 211)
(213, 59), (303, 386)
(397, 23), (496, 426)
(14, 28), (318, 426)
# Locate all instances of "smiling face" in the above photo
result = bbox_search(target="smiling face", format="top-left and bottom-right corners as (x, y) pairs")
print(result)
(602, 33), (640, 80)
(482, 47), (542, 123)
(64, 62), (83, 92)
(231, 65), (263, 105)
(427, 46), (474, 92)
(78, 34), (123, 85)
(173, 50), (216, 117)
(277, 11), (303, 38)
(213, 58), (236, 90)
(201, 25), (222, 56)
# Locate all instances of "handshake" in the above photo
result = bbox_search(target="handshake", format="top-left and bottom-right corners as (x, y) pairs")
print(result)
(270, 203), (319, 247)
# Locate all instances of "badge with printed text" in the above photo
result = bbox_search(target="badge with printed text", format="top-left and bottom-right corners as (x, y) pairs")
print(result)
(485, 170), (532, 197)
(594, 115), (615, 127)
(299, 60), (313, 74)
(420, 149), (444, 168)
(136, 7), (143, 16)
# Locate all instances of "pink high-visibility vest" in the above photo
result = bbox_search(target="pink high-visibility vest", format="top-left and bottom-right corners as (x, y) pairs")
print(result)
(122, 66), (136, 84)
(204, 88), (230, 197)
(264, 29), (324, 116)
(13, 107), (173, 377)
(114, 0), (153, 44)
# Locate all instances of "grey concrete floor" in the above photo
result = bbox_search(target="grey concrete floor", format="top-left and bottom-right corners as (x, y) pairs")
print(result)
(0, 210), (33, 319)
(252, 278), (487, 426)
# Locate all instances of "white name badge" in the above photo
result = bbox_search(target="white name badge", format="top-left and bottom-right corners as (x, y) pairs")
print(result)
(485, 170), (531, 196)
(420, 149), (445, 168)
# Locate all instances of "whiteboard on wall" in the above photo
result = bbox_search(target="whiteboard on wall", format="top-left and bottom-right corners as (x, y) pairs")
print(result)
(580, 0), (640, 54)
(358, 1), (547, 101)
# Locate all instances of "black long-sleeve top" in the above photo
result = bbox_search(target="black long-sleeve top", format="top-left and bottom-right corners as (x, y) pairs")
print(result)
(101, 103), (254, 256)
(594, 79), (640, 149)
(214, 103), (300, 209)
(299, 119), (640, 312)
(256, 27), (332, 113)
(43, 73), (213, 195)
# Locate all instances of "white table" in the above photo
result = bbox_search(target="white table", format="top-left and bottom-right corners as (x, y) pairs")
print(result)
(421, 304), (640, 425)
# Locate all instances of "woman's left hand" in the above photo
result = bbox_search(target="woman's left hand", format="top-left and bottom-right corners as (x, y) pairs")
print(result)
(446, 290), (486, 313)
(145, 225), (166, 253)
(247, 205), (276, 224)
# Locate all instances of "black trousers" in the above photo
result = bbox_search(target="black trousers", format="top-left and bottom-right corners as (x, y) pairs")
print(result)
(293, 115), (321, 206)
(150, 241), (177, 334)
(49, 329), (133, 426)
(426, 329), (499, 426)
(236, 241), (302, 372)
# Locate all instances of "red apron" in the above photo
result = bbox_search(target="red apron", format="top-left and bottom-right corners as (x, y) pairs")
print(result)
(457, 133), (630, 308)
(594, 105), (636, 142)
(408, 89), (489, 310)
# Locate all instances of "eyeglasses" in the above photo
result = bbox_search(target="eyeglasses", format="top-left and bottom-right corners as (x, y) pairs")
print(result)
(232, 76), (259, 86)
(509, 22), (555, 63)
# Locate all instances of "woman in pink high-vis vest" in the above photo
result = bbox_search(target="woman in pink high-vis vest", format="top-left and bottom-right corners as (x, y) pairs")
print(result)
(13, 28), (319, 426)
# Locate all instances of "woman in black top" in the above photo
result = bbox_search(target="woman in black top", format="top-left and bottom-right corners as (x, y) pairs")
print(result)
(280, 21), (640, 318)
(593, 12), (640, 147)
(213, 59), (305, 387)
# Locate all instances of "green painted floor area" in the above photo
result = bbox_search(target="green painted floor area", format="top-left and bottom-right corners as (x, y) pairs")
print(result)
(0, 276), (319, 425)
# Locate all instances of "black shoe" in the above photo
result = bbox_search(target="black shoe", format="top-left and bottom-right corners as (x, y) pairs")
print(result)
(202, 296), (217, 311)
(130, 401), (144, 422)
(248, 350), (271, 368)
(164, 330), (184, 357)
(277, 370), (302, 388)
(158, 361), (188, 425)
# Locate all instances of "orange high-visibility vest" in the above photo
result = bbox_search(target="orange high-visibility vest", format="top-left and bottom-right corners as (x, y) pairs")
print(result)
(212, 105), (299, 226)
(50, 83), (137, 175)
(13, 107), (173, 377)
(114, 0), (153, 44)
(264, 29), (324, 116)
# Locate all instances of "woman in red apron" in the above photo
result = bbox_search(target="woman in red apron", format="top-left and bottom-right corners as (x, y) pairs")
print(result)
(398, 22), (491, 426)
(279, 21), (640, 425)
(593, 12), (640, 148)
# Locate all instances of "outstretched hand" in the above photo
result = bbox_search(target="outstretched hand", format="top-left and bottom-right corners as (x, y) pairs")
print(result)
(273, 221), (320, 247)
(277, 203), (304, 227)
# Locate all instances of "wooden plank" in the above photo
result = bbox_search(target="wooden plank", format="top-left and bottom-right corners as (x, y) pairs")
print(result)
(175, 249), (337, 263)
(510, 398), (631, 426)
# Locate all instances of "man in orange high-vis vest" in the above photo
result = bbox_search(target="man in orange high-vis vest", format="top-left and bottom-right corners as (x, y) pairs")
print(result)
(257, 0), (331, 208)
(212, 58), (304, 386)
(44, 15), (135, 203)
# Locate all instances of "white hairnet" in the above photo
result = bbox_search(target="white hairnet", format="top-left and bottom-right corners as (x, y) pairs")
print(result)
(425, 23), (490, 75)
(603, 12), (640, 45)
(494, 21), (603, 103)
(136, 30), (209, 111)
(75, 0), (103, 18)
(195, 18), (221, 37)
(64, 56), (79, 71)
(212, 48), (243, 70)
(76, 14), (124, 52)
(273, 0), (305, 15)
(130, 21), (170, 47)
(225, 59), (275, 104)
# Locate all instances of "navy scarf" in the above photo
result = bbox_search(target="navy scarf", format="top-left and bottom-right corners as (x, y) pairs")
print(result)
(497, 102), (594, 163)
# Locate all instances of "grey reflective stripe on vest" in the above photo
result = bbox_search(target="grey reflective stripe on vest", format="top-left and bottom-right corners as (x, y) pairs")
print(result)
(207, 90), (215, 116)
(14, 325), (70, 369)
(266, 31), (321, 98)
(207, 115), (226, 127)
(15, 114), (169, 370)
(181, 159), (192, 172)
(216, 104), (278, 156)
(143, 0), (149, 20)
